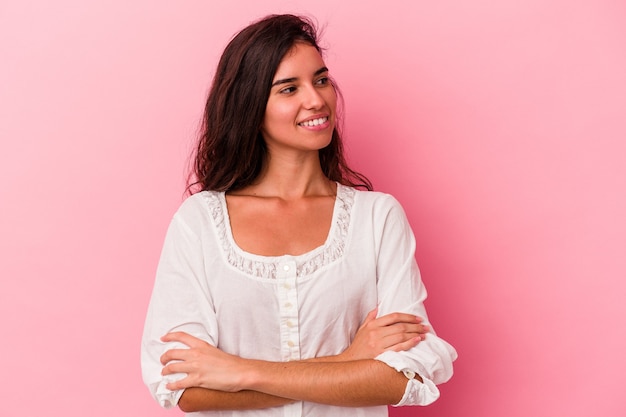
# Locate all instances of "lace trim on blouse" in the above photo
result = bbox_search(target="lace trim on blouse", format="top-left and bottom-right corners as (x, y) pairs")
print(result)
(202, 184), (355, 279)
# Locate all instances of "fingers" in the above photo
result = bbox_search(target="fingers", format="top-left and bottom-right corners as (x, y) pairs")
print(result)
(387, 336), (424, 352)
(162, 358), (193, 376)
(380, 324), (430, 352)
(160, 348), (192, 366)
(165, 374), (195, 391)
(370, 320), (429, 338)
(161, 331), (206, 347)
(374, 312), (423, 327)
(385, 322), (429, 336)
(166, 378), (186, 391)
(365, 306), (379, 323)
(358, 306), (379, 330)
(159, 333), (214, 366)
(383, 328), (426, 344)
(375, 322), (430, 351)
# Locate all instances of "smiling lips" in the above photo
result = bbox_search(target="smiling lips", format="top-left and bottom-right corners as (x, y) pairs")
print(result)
(298, 116), (329, 129)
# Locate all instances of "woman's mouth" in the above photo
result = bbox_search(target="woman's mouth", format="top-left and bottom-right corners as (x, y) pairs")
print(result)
(298, 116), (329, 127)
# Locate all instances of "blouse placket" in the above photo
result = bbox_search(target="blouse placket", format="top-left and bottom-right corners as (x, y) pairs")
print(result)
(276, 257), (301, 362)
(276, 257), (303, 417)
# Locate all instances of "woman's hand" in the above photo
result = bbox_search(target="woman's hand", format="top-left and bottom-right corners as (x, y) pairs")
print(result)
(160, 332), (249, 392)
(339, 307), (429, 361)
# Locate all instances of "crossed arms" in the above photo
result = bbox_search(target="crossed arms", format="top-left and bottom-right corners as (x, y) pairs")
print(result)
(160, 308), (428, 412)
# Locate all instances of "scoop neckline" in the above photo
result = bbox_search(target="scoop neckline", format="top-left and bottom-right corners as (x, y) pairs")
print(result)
(202, 183), (355, 279)
(217, 183), (345, 261)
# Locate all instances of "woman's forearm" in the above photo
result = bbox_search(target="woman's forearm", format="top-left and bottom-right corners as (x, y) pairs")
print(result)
(176, 354), (412, 411)
(178, 387), (294, 413)
(177, 358), (412, 411)
(240, 358), (412, 406)
(177, 354), (360, 412)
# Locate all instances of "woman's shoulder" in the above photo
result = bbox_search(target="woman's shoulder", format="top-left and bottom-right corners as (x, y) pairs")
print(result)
(347, 185), (404, 212)
(171, 190), (224, 225)
(346, 186), (415, 241)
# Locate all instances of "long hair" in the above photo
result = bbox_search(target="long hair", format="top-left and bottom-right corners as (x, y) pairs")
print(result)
(188, 14), (372, 193)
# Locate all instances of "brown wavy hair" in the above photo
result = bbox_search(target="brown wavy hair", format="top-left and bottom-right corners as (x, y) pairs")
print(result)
(188, 14), (372, 193)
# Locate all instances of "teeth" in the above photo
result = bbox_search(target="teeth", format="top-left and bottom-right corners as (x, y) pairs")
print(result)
(300, 117), (328, 127)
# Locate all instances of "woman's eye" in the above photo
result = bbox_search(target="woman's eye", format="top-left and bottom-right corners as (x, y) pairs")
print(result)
(316, 77), (329, 86)
(279, 86), (296, 94)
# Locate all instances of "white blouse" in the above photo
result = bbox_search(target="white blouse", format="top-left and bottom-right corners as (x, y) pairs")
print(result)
(141, 184), (457, 416)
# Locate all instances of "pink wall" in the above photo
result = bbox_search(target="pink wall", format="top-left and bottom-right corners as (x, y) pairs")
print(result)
(1, 1), (624, 416)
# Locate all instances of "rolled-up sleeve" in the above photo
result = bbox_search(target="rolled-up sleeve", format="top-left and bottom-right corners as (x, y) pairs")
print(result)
(372, 195), (457, 406)
(141, 201), (218, 408)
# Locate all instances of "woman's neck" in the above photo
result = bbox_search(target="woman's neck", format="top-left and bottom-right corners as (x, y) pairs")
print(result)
(232, 152), (335, 200)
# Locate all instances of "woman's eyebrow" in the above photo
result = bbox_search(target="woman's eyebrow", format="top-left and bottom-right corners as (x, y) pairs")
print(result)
(271, 66), (329, 87)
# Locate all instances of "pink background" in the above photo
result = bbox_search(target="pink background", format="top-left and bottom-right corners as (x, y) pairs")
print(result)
(1, 1), (625, 416)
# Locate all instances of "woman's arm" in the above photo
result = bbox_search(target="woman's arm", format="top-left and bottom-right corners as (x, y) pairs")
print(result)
(162, 331), (422, 408)
(167, 308), (427, 412)
(178, 388), (294, 412)
(367, 195), (457, 406)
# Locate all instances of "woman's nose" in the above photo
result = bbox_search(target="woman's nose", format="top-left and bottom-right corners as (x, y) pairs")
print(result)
(302, 85), (324, 109)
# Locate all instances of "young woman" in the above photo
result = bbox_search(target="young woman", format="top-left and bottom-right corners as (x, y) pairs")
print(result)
(141, 14), (457, 416)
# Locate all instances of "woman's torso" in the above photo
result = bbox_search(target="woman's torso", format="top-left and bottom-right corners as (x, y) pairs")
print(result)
(175, 184), (392, 416)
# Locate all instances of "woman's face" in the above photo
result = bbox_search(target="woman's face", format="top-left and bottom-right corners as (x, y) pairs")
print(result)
(261, 42), (337, 155)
